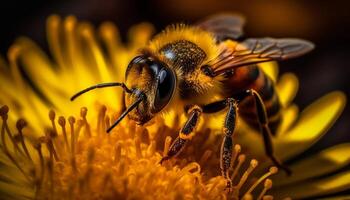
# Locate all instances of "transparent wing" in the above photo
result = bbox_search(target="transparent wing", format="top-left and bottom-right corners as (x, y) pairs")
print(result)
(209, 37), (315, 76)
(196, 13), (245, 41)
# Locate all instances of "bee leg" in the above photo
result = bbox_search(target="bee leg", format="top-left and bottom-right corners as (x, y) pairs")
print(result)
(159, 105), (202, 164)
(236, 89), (291, 175)
(220, 98), (238, 189)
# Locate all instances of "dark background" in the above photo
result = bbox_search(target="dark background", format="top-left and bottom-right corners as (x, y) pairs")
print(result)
(1, 0), (349, 152)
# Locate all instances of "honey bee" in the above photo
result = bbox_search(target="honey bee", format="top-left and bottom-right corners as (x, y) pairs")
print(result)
(71, 14), (314, 187)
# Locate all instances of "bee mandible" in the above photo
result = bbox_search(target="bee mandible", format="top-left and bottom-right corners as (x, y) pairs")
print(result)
(71, 14), (314, 187)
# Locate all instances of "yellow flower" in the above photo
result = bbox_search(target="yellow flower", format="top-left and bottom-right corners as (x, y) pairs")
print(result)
(0, 15), (347, 200)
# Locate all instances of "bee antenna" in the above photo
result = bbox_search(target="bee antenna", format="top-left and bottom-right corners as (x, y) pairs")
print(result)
(70, 82), (132, 101)
(106, 95), (144, 133)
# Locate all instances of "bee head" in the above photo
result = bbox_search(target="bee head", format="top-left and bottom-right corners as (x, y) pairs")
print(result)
(124, 55), (176, 125)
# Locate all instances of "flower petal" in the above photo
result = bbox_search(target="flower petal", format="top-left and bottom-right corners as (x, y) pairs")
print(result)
(278, 104), (299, 136)
(0, 181), (34, 200)
(275, 91), (346, 160)
(259, 61), (278, 83)
(319, 195), (350, 200)
(273, 143), (350, 187)
(276, 73), (299, 107)
(272, 170), (350, 199)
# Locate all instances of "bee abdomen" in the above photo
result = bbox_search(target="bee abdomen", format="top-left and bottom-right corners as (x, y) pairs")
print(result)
(223, 65), (282, 135)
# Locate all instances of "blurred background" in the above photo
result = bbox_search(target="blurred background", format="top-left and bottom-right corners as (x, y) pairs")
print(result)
(0, 0), (349, 153)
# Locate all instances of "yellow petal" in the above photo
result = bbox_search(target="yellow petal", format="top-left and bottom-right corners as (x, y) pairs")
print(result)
(273, 143), (350, 187)
(276, 73), (299, 107)
(259, 61), (279, 83)
(319, 195), (350, 200)
(0, 182), (34, 200)
(275, 91), (346, 160)
(273, 170), (350, 199)
(277, 104), (299, 136)
(127, 22), (155, 48)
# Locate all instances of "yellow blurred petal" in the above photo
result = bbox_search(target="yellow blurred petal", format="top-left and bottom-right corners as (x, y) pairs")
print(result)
(259, 61), (279, 83)
(319, 195), (350, 200)
(273, 170), (350, 199)
(46, 15), (68, 70)
(127, 22), (155, 47)
(278, 104), (299, 136)
(0, 182), (34, 200)
(273, 143), (350, 187)
(275, 91), (346, 160)
(276, 73), (299, 107)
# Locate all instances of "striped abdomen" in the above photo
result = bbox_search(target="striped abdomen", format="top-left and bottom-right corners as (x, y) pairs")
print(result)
(222, 64), (282, 135)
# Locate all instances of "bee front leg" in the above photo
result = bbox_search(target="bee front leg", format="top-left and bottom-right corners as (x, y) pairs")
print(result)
(220, 98), (238, 188)
(159, 105), (202, 164)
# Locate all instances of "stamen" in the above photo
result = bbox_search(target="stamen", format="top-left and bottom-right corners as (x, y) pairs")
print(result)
(0, 105), (9, 116)
(231, 154), (246, 181)
(236, 159), (258, 190)
(199, 150), (212, 165)
(58, 116), (69, 150)
(83, 146), (94, 192)
(230, 144), (241, 171)
(262, 195), (273, 200)
(16, 118), (32, 162)
(114, 142), (122, 162)
(80, 107), (91, 138)
(242, 194), (253, 200)
(97, 106), (107, 135)
(75, 119), (84, 142)
(68, 116), (76, 155)
(47, 158), (54, 198)
(33, 140), (45, 185)
(146, 141), (156, 157)
(1, 107), (25, 156)
(244, 167), (278, 196)
(45, 128), (59, 161)
(1, 107), (30, 180)
(135, 137), (142, 158)
(49, 110), (58, 138)
(163, 136), (172, 157)
(257, 179), (273, 200)
(105, 115), (111, 132)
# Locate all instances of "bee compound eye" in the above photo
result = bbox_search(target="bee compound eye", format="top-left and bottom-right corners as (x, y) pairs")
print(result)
(125, 55), (146, 78)
(154, 67), (176, 112)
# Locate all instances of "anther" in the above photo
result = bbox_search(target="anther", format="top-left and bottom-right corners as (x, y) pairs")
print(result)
(0, 105), (9, 117)
(16, 118), (27, 130)
(49, 110), (55, 121)
(80, 107), (88, 118)
(257, 179), (273, 200)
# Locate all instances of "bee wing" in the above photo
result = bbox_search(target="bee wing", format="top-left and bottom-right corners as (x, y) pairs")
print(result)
(210, 37), (315, 75)
(196, 14), (245, 41)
